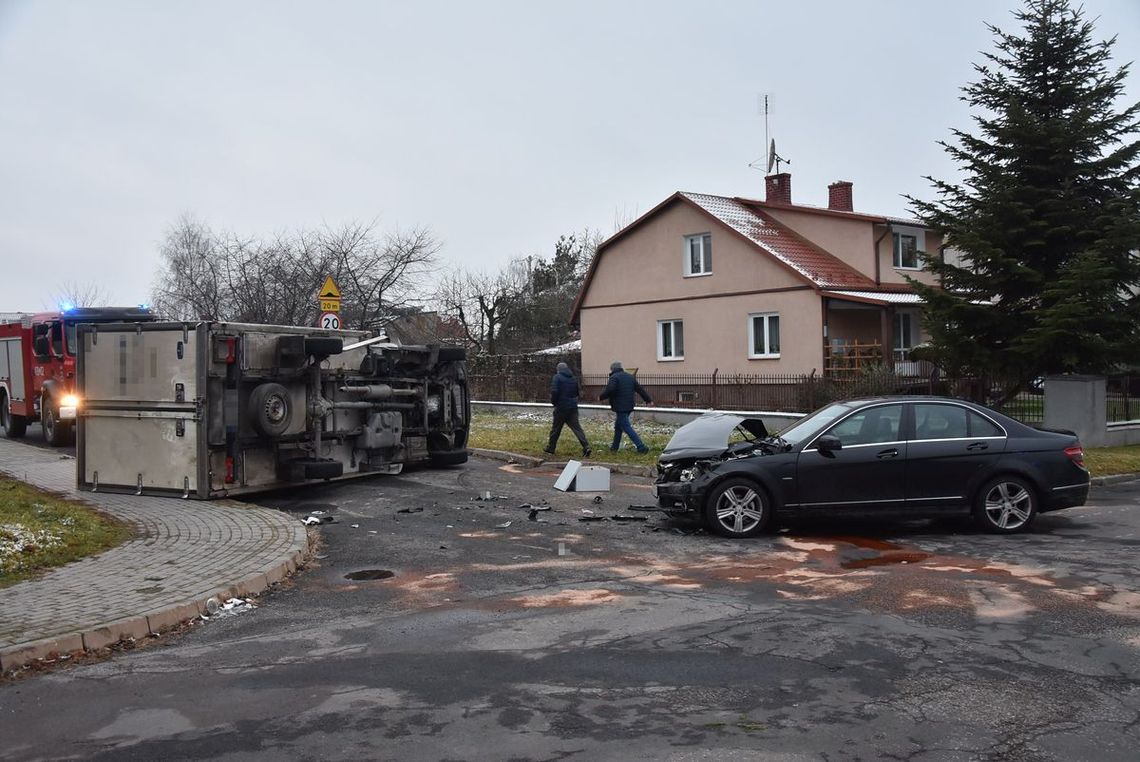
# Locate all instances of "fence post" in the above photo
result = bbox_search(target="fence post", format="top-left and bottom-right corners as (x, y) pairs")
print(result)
(712, 368), (718, 410)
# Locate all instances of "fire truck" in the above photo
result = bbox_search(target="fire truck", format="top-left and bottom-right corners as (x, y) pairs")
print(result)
(0, 307), (156, 445)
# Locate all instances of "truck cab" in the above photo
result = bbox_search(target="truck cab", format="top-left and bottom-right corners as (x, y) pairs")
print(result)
(1, 306), (155, 445)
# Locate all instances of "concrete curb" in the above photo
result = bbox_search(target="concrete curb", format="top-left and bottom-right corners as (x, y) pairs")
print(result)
(0, 541), (311, 674)
(0, 439), (312, 675)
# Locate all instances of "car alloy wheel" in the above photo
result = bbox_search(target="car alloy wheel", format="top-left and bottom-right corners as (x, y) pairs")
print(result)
(977, 477), (1036, 533)
(704, 477), (770, 538)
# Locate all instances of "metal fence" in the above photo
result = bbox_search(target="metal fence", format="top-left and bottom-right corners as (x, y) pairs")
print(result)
(469, 368), (1048, 424)
(1107, 375), (1140, 423)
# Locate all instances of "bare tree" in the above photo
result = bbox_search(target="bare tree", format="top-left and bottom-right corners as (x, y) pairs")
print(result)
(435, 261), (529, 355)
(152, 214), (226, 320)
(50, 280), (111, 309)
(318, 222), (440, 331)
(151, 215), (439, 328)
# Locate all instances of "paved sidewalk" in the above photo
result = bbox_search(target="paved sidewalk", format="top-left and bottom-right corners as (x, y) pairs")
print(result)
(0, 439), (309, 672)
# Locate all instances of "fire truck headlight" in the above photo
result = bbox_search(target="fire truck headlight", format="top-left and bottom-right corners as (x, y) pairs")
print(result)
(61, 394), (80, 408)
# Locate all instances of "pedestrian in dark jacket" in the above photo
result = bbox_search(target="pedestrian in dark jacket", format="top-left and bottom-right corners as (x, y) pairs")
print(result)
(544, 362), (591, 457)
(599, 360), (652, 453)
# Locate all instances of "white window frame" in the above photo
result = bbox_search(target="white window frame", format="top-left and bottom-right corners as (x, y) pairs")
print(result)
(683, 233), (712, 277)
(892, 226), (925, 270)
(657, 319), (684, 361)
(893, 311), (915, 361)
(748, 312), (781, 359)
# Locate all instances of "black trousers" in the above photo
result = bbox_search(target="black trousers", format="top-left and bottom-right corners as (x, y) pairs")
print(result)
(547, 407), (589, 452)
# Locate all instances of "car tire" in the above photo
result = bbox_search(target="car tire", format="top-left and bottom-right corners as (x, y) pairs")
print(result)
(42, 397), (72, 446)
(1, 392), (27, 438)
(973, 475), (1037, 533)
(703, 477), (771, 538)
(249, 383), (293, 437)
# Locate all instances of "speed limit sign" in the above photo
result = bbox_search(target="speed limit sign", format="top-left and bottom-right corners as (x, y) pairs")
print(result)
(319, 312), (341, 330)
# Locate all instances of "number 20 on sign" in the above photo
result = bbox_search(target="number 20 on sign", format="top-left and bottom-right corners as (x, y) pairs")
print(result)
(319, 312), (341, 330)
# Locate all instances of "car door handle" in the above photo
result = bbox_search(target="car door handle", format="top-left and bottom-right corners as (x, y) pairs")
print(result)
(967, 442), (989, 451)
(876, 448), (899, 459)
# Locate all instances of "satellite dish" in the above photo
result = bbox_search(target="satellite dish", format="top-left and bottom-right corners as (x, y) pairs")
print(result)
(766, 139), (776, 174)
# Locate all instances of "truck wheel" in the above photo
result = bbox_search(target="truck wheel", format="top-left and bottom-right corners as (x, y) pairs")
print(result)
(1, 392), (28, 438)
(249, 383), (293, 437)
(42, 398), (72, 446)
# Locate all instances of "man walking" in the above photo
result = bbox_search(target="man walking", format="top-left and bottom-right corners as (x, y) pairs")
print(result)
(544, 362), (591, 458)
(600, 361), (652, 453)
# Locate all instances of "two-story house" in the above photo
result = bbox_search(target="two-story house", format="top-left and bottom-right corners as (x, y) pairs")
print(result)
(571, 173), (942, 378)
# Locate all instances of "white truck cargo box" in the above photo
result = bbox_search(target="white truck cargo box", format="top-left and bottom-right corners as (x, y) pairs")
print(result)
(76, 321), (469, 498)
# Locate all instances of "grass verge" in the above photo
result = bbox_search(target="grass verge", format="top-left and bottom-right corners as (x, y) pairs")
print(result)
(0, 476), (133, 588)
(470, 409), (673, 466)
(471, 408), (1140, 479)
(1083, 446), (1140, 478)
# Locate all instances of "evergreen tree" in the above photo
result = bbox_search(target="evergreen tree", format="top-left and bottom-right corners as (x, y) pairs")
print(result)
(909, 0), (1140, 391)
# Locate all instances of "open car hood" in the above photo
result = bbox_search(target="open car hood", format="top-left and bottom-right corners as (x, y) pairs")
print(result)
(660, 413), (769, 461)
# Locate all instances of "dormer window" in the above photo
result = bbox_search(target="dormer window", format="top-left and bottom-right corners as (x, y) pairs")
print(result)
(892, 226), (925, 270)
(684, 234), (712, 276)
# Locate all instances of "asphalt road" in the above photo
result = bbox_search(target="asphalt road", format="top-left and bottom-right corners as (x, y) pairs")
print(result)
(2, 458), (1138, 761)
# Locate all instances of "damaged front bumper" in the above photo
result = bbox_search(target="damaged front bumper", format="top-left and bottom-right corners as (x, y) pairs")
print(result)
(654, 480), (704, 513)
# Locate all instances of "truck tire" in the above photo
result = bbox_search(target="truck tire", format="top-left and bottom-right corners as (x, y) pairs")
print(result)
(249, 383), (293, 437)
(42, 397), (72, 446)
(1, 392), (27, 439)
(436, 346), (466, 363)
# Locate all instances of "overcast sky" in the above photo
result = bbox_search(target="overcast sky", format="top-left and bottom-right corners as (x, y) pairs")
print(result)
(1, 0), (1138, 311)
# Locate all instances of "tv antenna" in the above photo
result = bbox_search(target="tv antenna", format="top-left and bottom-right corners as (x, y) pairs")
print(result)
(749, 94), (790, 174)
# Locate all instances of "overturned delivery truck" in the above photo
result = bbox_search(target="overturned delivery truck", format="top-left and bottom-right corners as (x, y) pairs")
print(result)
(75, 321), (469, 498)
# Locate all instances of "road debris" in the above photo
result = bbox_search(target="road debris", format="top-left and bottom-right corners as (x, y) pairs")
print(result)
(396, 506), (424, 514)
(593, 495), (604, 504)
(610, 515), (648, 522)
(301, 516), (322, 526)
(202, 597), (256, 620)
(472, 491), (508, 501)
(579, 516), (606, 522)
(496, 520), (513, 529)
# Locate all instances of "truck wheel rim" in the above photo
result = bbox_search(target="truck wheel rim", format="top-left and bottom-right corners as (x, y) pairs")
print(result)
(983, 482), (1031, 530)
(715, 486), (764, 535)
(264, 395), (288, 424)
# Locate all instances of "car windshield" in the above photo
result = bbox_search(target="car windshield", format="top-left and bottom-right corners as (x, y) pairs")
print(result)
(774, 401), (861, 446)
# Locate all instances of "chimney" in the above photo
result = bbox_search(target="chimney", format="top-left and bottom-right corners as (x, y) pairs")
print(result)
(765, 173), (792, 205)
(828, 180), (853, 212)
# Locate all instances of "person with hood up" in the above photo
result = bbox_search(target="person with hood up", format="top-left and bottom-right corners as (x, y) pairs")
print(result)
(599, 360), (652, 453)
(544, 362), (591, 457)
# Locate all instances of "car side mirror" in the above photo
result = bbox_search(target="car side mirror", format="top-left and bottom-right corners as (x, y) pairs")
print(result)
(816, 434), (843, 452)
(33, 336), (50, 357)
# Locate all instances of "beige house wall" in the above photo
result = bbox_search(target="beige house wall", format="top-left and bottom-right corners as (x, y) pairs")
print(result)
(875, 230), (944, 288)
(763, 207), (876, 276)
(580, 201), (803, 308)
(581, 290), (824, 377)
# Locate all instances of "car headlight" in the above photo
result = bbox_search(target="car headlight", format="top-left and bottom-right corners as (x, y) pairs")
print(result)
(679, 467), (699, 482)
(61, 394), (80, 408)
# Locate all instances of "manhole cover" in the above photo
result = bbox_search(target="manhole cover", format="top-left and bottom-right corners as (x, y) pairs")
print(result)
(344, 569), (395, 581)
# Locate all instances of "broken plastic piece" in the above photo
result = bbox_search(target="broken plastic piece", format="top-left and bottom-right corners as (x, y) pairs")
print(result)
(496, 520), (513, 528)
(397, 506), (424, 514)
(610, 515), (648, 522)
(593, 495), (604, 504)
(578, 516), (606, 522)
(302, 516), (322, 526)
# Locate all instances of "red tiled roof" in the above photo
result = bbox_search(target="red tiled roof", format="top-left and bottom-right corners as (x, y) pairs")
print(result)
(681, 192), (878, 289)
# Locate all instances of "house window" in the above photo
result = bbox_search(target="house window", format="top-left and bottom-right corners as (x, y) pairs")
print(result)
(892, 226), (925, 269)
(748, 313), (780, 358)
(658, 319), (684, 360)
(684, 234), (712, 276)
(893, 312), (914, 361)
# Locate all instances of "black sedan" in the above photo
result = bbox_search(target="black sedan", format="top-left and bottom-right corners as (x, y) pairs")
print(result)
(654, 396), (1090, 538)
